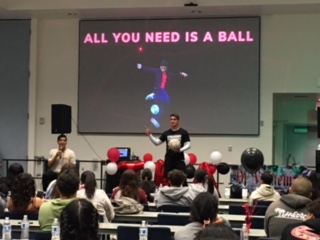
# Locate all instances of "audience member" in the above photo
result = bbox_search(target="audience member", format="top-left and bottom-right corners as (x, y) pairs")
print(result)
(194, 223), (239, 240)
(249, 172), (280, 205)
(77, 170), (114, 222)
(264, 177), (312, 237)
(7, 173), (44, 212)
(60, 198), (99, 240)
(42, 134), (76, 191)
(154, 169), (191, 208)
(39, 168), (79, 231)
(45, 163), (78, 199)
(0, 163), (24, 198)
(111, 169), (148, 204)
(303, 170), (320, 200)
(281, 198), (320, 239)
(139, 168), (156, 202)
(174, 192), (230, 240)
(188, 169), (219, 201)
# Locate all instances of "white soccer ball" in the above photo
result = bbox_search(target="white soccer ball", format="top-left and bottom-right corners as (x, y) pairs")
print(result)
(168, 139), (181, 151)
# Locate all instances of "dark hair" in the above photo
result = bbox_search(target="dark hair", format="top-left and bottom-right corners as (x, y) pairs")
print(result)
(168, 169), (186, 186)
(81, 171), (97, 199)
(160, 59), (168, 67)
(7, 163), (24, 188)
(57, 169), (79, 198)
(119, 170), (140, 201)
(307, 199), (320, 218)
(60, 199), (99, 240)
(11, 173), (35, 211)
(191, 192), (218, 223)
(141, 168), (152, 181)
(261, 172), (273, 185)
(194, 223), (239, 240)
(57, 134), (67, 141)
(170, 113), (180, 120)
(303, 170), (320, 200)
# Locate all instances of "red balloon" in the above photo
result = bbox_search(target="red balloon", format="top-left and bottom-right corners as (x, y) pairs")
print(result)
(143, 153), (153, 162)
(188, 153), (197, 165)
(118, 161), (144, 172)
(209, 164), (217, 175)
(107, 148), (120, 162)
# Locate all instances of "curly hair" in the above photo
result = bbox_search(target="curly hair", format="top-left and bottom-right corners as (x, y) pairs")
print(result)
(80, 171), (97, 199)
(60, 199), (99, 240)
(119, 170), (140, 201)
(11, 173), (35, 211)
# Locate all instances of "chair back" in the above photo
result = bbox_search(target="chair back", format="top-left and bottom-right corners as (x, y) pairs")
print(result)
(157, 213), (191, 226)
(158, 205), (190, 213)
(253, 205), (268, 216)
(255, 200), (273, 207)
(34, 231), (52, 240)
(251, 216), (265, 229)
(117, 226), (171, 240)
(228, 204), (245, 215)
(4, 211), (38, 220)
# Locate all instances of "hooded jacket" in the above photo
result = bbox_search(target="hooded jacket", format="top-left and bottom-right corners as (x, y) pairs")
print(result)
(188, 183), (219, 202)
(264, 194), (312, 237)
(154, 186), (191, 208)
(39, 198), (75, 231)
(281, 218), (320, 239)
(249, 184), (281, 205)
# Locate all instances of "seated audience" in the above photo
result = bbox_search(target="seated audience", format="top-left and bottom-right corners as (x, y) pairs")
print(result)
(264, 177), (312, 237)
(7, 173), (44, 212)
(154, 169), (191, 208)
(139, 168), (156, 202)
(111, 169), (148, 204)
(60, 198), (99, 240)
(174, 192), (230, 240)
(194, 223), (239, 240)
(45, 163), (78, 199)
(188, 169), (219, 201)
(281, 198), (320, 239)
(77, 170), (114, 222)
(39, 168), (79, 231)
(0, 163), (24, 199)
(249, 172), (280, 205)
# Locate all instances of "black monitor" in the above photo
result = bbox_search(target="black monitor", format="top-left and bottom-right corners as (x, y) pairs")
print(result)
(116, 147), (131, 160)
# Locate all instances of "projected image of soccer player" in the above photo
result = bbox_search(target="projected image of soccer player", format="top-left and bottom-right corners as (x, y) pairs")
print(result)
(137, 59), (188, 128)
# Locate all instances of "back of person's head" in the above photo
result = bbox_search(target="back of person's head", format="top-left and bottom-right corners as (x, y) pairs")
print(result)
(194, 169), (207, 183)
(260, 172), (273, 185)
(290, 176), (312, 198)
(81, 171), (97, 199)
(168, 169), (186, 186)
(119, 169), (139, 201)
(303, 170), (319, 200)
(307, 199), (320, 219)
(60, 162), (77, 174)
(141, 168), (152, 181)
(194, 223), (240, 240)
(11, 173), (35, 211)
(191, 192), (218, 224)
(60, 198), (99, 240)
(57, 169), (79, 198)
(7, 163), (24, 186)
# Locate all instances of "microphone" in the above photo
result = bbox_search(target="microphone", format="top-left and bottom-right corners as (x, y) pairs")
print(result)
(58, 146), (63, 159)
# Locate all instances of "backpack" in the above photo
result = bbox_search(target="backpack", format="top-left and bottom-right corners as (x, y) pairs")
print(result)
(111, 196), (144, 214)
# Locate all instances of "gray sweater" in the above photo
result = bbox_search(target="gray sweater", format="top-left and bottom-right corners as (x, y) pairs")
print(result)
(264, 194), (312, 237)
(154, 186), (191, 208)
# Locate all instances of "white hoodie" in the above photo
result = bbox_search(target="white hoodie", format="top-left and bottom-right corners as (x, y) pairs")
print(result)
(249, 184), (281, 205)
(188, 183), (219, 201)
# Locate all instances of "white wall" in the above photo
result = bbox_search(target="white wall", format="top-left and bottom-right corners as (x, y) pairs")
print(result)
(28, 14), (320, 188)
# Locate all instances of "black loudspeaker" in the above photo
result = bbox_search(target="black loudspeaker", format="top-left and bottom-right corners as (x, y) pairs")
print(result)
(316, 150), (320, 174)
(51, 104), (71, 134)
(318, 107), (320, 138)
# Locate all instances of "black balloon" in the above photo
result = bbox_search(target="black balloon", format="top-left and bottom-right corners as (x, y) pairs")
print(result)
(241, 148), (264, 174)
(185, 164), (196, 179)
(217, 162), (230, 175)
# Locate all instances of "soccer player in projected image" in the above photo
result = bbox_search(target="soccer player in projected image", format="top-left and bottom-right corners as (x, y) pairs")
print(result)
(137, 59), (188, 128)
(145, 113), (190, 183)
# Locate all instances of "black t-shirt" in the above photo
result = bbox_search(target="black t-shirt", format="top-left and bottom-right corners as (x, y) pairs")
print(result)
(281, 219), (320, 240)
(159, 128), (190, 162)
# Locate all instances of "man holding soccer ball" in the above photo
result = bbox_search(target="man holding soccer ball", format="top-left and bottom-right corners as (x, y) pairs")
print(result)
(145, 113), (191, 179)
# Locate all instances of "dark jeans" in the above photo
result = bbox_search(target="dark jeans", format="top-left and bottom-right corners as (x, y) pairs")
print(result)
(42, 170), (59, 191)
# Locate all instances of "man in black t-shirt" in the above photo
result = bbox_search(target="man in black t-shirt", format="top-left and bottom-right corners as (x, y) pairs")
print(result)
(145, 113), (191, 178)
